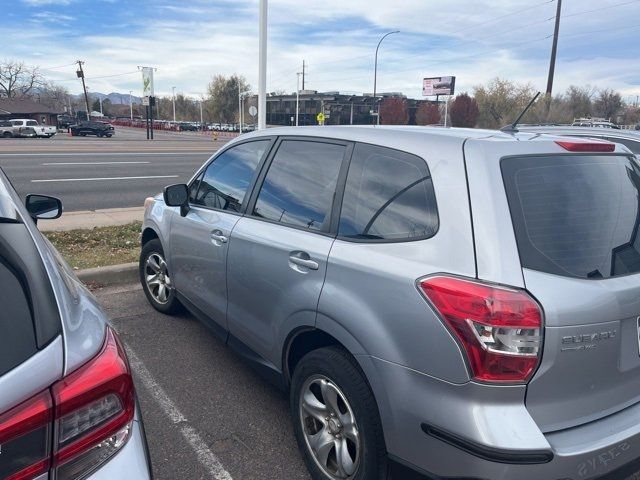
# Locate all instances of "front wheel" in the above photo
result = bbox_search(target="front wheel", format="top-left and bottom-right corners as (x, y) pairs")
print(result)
(291, 347), (388, 480)
(139, 239), (182, 314)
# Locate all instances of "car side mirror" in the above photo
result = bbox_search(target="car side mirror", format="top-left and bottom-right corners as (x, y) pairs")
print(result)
(25, 194), (63, 222)
(163, 184), (190, 216)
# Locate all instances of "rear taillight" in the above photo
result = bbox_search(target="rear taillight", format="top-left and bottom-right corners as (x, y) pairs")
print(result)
(52, 327), (135, 479)
(0, 327), (134, 480)
(419, 276), (543, 384)
(0, 391), (52, 480)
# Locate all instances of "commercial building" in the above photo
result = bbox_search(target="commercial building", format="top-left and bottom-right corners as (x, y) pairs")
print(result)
(262, 91), (436, 126)
(0, 98), (62, 125)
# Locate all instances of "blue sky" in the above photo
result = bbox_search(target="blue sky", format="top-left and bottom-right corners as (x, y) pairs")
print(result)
(1, 0), (639, 101)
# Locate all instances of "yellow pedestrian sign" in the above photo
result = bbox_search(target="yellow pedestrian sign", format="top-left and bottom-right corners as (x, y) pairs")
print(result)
(316, 112), (325, 125)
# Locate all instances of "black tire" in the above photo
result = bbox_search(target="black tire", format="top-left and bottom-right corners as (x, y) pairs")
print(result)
(106, 134), (113, 138)
(139, 238), (182, 314)
(97, 133), (103, 138)
(290, 346), (388, 480)
(2, 132), (11, 138)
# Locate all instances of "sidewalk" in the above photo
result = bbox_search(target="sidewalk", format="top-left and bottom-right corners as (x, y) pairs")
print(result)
(39, 206), (145, 232)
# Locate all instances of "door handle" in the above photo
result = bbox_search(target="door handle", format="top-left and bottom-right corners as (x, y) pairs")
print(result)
(289, 255), (319, 270)
(210, 231), (228, 244)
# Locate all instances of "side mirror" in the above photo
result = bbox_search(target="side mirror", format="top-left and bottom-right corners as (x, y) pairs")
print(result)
(163, 184), (190, 216)
(25, 194), (62, 222)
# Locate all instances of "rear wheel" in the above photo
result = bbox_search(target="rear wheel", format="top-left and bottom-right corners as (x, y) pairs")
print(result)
(140, 239), (182, 314)
(2, 132), (11, 138)
(291, 347), (388, 480)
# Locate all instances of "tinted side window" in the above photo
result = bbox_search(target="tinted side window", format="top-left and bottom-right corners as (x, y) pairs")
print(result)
(339, 144), (438, 240)
(253, 140), (345, 231)
(192, 140), (270, 212)
(26, 120), (38, 127)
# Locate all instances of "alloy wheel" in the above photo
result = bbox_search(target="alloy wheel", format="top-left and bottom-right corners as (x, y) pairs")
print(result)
(299, 375), (360, 479)
(144, 253), (172, 304)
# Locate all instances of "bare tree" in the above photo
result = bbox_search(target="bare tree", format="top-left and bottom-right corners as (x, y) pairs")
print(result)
(206, 74), (251, 123)
(594, 89), (623, 120)
(0, 60), (45, 99)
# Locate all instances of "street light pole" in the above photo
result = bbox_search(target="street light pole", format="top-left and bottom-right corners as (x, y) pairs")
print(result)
(199, 97), (203, 131)
(373, 30), (399, 126)
(296, 72), (301, 126)
(129, 91), (133, 121)
(258, 0), (268, 130)
(172, 86), (176, 123)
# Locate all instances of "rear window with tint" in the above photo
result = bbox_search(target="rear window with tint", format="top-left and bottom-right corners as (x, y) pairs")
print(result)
(502, 155), (640, 279)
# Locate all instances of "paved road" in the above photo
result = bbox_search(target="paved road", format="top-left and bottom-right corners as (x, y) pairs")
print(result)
(0, 127), (230, 211)
(96, 283), (310, 480)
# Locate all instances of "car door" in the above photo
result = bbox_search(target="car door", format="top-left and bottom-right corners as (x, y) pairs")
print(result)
(169, 139), (273, 333)
(226, 137), (350, 369)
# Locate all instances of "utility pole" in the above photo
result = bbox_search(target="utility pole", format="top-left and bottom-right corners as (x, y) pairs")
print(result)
(546, 0), (562, 97)
(373, 31), (399, 125)
(302, 60), (305, 91)
(296, 72), (301, 126)
(199, 97), (204, 131)
(238, 83), (242, 133)
(76, 60), (90, 120)
(172, 86), (176, 123)
(129, 91), (133, 120)
(258, 0), (267, 130)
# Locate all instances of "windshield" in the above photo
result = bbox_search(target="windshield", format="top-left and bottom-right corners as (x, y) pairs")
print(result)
(502, 154), (640, 279)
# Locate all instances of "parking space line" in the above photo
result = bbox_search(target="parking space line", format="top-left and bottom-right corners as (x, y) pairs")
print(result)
(43, 161), (151, 165)
(32, 175), (179, 183)
(125, 346), (234, 480)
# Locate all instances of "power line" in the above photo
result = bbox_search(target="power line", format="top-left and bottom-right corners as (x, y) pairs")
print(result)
(562, 0), (640, 18)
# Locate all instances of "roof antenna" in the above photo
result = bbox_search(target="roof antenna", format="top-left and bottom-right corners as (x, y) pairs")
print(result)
(501, 91), (541, 133)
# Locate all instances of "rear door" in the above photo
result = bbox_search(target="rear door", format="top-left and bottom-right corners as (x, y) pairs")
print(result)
(226, 137), (349, 369)
(500, 152), (640, 432)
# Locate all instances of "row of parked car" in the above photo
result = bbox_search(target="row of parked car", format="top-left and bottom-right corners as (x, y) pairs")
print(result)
(2, 122), (640, 480)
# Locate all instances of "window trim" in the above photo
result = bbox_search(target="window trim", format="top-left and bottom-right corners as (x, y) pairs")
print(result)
(186, 137), (276, 215)
(334, 142), (440, 244)
(244, 135), (353, 237)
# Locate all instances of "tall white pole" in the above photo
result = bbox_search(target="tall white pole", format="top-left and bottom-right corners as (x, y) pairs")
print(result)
(199, 98), (203, 130)
(296, 72), (300, 126)
(129, 91), (133, 120)
(258, 0), (268, 130)
(444, 96), (449, 127)
(238, 83), (243, 133)
(172, 86), (176, 122)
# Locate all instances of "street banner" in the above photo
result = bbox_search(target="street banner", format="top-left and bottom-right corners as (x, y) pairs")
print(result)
(142, 67), (155, 97)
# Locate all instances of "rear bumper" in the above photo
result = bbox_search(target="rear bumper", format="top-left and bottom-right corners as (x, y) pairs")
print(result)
(364, 356), (640, 480)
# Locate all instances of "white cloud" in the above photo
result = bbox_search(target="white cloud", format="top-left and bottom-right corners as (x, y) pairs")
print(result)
(2, 0), (639, 100)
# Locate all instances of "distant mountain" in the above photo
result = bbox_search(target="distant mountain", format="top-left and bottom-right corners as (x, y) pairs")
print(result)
(73, 92), (142, 105)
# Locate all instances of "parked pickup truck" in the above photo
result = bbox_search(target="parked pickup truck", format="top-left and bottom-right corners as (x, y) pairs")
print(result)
(10, 119), (57, 138)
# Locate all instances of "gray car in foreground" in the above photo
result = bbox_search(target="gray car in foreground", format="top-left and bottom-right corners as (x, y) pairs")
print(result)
(0, 169), (152, 479)
(141, 125), (640, 479)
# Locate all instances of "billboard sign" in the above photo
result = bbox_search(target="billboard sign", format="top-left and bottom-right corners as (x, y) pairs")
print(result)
(422, 76), (456, 96)
(141, 67), (155, 97)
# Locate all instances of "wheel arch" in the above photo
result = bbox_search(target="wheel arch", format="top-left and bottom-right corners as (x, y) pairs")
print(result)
(141, 226), (159, 247)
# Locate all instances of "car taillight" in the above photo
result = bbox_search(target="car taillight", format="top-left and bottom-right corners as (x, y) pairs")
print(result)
(0, 391), (52, 480)
(52, 327), (135, 479)
(419, 276), (543, 384)
(0, 327), (134, 480)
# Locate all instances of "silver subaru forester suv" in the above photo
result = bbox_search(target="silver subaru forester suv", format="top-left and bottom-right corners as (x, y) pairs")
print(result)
(141, 125), (640, 480)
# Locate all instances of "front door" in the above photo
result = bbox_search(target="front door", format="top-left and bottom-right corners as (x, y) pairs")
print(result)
(227, 138), (349, 368)
(170, 139), (273, 331)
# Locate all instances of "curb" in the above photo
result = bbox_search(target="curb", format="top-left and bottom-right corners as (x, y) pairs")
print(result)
(77, 262), (138, 287)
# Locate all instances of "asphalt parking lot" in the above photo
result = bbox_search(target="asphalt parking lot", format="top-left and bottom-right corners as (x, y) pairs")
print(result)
(0, 127), (229, 211)
(97, 282), (311, 480)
